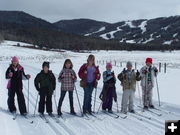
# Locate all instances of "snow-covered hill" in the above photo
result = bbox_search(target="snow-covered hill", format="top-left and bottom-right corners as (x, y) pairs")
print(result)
(55, 16), (180, 46)
(0, 40), (180, 135)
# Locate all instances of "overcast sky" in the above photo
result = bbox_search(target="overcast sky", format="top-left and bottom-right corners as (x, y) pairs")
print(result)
(0, 0), (180, 23)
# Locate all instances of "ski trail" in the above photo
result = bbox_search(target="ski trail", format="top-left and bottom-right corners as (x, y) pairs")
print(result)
(23, 82), (76, 135)
(23, 64), (167, 134)
(23, 86), (72, 135)
(23, 67), (112, 135)
(0, 65), (57, 135)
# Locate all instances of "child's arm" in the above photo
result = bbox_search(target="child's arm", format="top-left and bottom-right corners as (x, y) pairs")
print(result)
(153, 66), (158, 77)
(140, 66), (147, 78)
(112, 71), (116, 83)
(78, 64), (86, 79)
(72, 70), (77, 82)
(51, 73), (56, 91)
(5, 67), (13, 79)
(136, 70), (141, 81)
(117, 72), (124, 82)
(21, 67), (31, 80)
(96, 66), (101, 80)
(34, 74), (41, 91)
(113, 89), (117, 102)
(58, 70), (64, 82)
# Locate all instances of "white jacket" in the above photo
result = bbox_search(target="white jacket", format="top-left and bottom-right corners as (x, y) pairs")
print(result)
(140, 65), (158, 87)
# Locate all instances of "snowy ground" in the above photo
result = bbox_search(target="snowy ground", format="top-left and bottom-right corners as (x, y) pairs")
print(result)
(0, 40), (180, 135)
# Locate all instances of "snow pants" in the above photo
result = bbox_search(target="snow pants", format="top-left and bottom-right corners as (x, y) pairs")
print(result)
(38, 88), (53, 114)
(121, 89), (135, 113)
(8, 88), (27, 114)
(142, 83), (153, 107)
(102, 87), (113, 111)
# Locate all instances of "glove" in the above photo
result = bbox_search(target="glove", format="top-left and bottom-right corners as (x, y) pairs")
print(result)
(26, 74), (31, 79)
(107, 73), (111, 77)
(136, 70), (140, 77)
(154, 67), (158, 73)
(61, 73), (65, 78)
(8, 72), (13, 78)
(143, 69), (148, 74)
(84, 70), (87, 74)
(71, 74), (75, 80)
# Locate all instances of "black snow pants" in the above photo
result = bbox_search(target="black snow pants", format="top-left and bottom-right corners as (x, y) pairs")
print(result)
(8, 88), (27, 114)
(38, 88), (53, 114)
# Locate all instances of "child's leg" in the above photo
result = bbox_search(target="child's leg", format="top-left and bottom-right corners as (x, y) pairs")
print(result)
(46, 92), (53, 114)
(83, 86), (89, 113)
(58, 91), (67, 111)
(68, 91), (74, 110)
(147, 84), (153, 106)
(107, 88), (113, 111)
(16, 89), (27, 114)
(87, 83), (94, 112)
(142, 86), (148, 107)
(121, 90), (129, 113)
(102, 100), (107, 110)
(7, 88), (16, 112)
(38, 90), (46, 114)
(129, 90), (135, 112)
(83, 83), (94, 113)
(101, 85), (108, 110)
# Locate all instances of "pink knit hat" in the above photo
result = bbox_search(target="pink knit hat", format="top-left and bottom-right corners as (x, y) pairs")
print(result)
(11, 56), (19, 63)
(106, 63), (112, 69)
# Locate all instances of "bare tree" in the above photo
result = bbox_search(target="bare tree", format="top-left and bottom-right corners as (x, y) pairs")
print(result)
(0, 33), (4, 43)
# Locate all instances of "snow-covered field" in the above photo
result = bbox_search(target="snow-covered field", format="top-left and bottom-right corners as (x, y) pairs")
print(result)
(0, 40), (180, 135)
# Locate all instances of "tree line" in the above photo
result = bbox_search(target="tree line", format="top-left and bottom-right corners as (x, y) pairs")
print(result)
(0, 22), (179, 51)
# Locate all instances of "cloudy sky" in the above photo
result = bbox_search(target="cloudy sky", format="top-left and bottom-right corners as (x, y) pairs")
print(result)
(0, 0), (180, 23)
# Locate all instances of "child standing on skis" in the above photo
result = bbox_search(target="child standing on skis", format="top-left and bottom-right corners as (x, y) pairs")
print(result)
(99, 63), (117, 113)
(57, 59), (77, 116)
(78, 55), (101, 114)
(140, 58), (158, 109)
(5, 56), (31, 115)
(118, 61), (141, 114)
(34, 62), (56, 116)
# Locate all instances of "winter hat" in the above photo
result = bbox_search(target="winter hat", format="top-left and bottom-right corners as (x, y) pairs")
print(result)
(42, 61), (50, 68)
(126, 61), (132, 67)
(146, 58), (153, 64)
(106, 62), (112, 69)
(11, 56), (19, 63)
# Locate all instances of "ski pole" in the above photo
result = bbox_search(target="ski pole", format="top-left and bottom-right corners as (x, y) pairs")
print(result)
(53, 89), (58, 112)
(97, 102), (103, 114)
(142, 72), (147, 111)
(53, 94), (58, 112)
(33, 94), (39, 117)
(74, 85), (83, 116)
(116, 101), (119, 113)
(156, 76), (161, 106)
(28, 79), (30, 113)
(93, 87), (97, 113)
(137, 81), (142, 106)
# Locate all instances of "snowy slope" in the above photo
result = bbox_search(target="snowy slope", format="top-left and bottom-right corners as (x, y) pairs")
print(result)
(0, 40), (180, 135)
